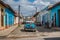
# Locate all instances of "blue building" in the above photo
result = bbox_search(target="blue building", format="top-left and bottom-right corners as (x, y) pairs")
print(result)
(0, 0), (22, 31)
(42, 13), (49, 24)
(0, 0), (16, 28)
(4, 4), (17, 28)
(5, 7), (15, 27)
(48, 2), (60, 27)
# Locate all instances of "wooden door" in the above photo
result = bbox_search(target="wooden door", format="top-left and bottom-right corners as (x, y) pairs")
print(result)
(1, 15), (4, 26)
(1, 8), (4, 26)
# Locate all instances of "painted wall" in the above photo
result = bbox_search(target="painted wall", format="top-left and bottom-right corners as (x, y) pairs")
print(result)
(0, 7), (1, 27)
(5, 8), (14, 26)
(15, 17), (19, 23)
(42, 13), (49, 23)
(36, 13), (42, 23)
(0, 4), (5, 27)
(49, 5), (60, 27)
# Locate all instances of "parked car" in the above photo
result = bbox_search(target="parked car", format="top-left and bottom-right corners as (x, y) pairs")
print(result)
(24, 21), (36, 32)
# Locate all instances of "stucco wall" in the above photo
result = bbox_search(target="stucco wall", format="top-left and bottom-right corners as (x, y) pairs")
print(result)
(50, 5), (60, 26)
(5, 8), (14, 26)
(15, 17), (19, 23)
(0, 4), (5, 27)
(36, 13), (42, 22)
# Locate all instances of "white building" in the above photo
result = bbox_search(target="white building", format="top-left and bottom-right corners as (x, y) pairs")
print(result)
(35, 10), (49, 24)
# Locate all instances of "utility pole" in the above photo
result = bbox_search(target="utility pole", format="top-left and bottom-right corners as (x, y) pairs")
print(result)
(18, 5), (20, 26)
(35, 7), (37, 13)
(35, 7), (37, 22)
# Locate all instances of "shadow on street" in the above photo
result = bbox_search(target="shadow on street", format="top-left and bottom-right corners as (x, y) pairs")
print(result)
(20, 26), (60, 33)
(20, 29), (35, 32)
(44, 37), (60, 40)
(0, 36), (7, 39)
(36, 26), (60, 32)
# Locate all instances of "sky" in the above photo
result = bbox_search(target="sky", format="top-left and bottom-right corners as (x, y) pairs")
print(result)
(2, 0), (60, 16)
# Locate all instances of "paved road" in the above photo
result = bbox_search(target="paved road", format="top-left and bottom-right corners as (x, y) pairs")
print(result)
(0, 37), (60, 40)
(0, 25), (60, 40)
(7, 26), (39, 38)
(7, 26), (52, 38)
(7, 25), (60, 38)
(0, 37), (43, 40)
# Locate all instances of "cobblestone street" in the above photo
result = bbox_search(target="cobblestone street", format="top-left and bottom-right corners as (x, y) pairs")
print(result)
(7, 25), (39, 38)
(0, 25), (60, 40)
(0, 35), (60, 40)
(7, 25), (60, 38)
(0, 25), (60, 38)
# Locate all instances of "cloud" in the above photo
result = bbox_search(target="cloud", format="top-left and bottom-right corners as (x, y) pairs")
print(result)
(3, 0), (20, 5)
(3, 0), (36, 16)
(3, 0), (59, 16)
(33, 0), (50, 6)
(42, 0), (60, 4)
(33, 0), (50, 12)
(20, 5), (36, 16)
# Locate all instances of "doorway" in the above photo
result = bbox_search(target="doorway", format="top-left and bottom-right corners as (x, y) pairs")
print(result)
(1, 15), (4, 26)
(54, 13), (56, 27)
(58, 10), (60, 27)
(52, 13), (56, 27)
(1, 8), (4, 26)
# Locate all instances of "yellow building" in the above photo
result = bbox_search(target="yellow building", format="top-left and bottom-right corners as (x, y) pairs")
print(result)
(0, 1), (5, 30)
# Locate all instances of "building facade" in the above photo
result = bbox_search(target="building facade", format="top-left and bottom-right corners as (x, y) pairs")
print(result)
(4, 8), (15, 27)
(0, 3), (5, 28)
(0, 0), (18, 30)
(48, 2), (60, 27)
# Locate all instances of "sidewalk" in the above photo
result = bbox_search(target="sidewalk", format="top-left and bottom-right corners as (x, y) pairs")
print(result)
(0, 25), (18, 36)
